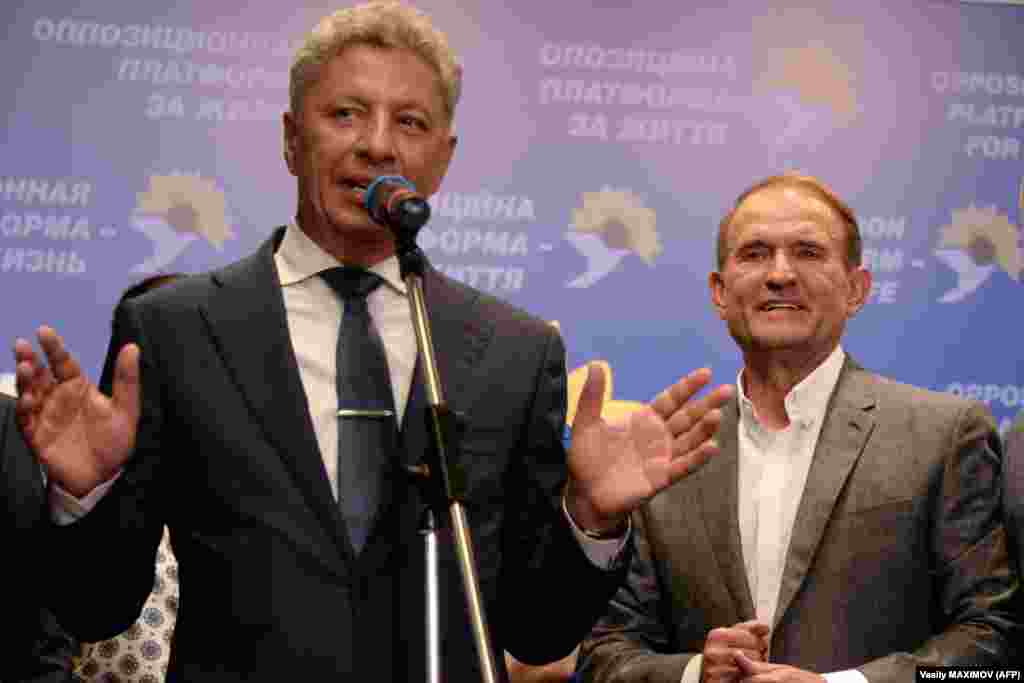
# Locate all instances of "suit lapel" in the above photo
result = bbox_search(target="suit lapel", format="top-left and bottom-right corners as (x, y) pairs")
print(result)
(199, 229), (351, 568)
(773, 361), (876, 627)
(399, 269), (494, 468)
(699, 400), (755, 621)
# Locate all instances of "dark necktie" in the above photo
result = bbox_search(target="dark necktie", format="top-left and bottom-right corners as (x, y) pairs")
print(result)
(320, 267), (398, 555)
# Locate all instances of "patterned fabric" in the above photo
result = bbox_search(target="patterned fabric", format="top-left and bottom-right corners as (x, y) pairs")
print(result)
(74, 528), (177, 683)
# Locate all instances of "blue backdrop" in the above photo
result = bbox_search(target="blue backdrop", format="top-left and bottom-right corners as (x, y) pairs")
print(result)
(2, 0), (1022, 435)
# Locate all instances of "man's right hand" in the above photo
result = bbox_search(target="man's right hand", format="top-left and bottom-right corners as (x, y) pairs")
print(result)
(14, 326), (140, 497)
(701, 620), (770, 683)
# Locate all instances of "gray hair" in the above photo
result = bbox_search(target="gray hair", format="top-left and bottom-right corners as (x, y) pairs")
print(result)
(716, 172), (863, 270)
(289, 1), (462, 121)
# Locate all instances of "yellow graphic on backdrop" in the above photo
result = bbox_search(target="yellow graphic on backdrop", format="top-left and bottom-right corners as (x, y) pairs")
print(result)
(565, 188), (660, 289)
(566, 361), (645, 426)
(549, 321), (644, 425)
(131, 173), (235, 273)
(939, 205), (1021, 281)
(136, 174), (233, 248)
(754, 40), (858, 124)
(934, 203), (1022, 303)
(752, 8), (862, 145)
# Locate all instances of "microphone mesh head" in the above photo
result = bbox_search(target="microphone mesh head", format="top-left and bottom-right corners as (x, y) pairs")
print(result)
(365, 175), (416, 224)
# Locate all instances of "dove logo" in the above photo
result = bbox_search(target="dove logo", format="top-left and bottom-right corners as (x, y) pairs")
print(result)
(131, 174), (235, 274)
(565, 188), (661, 289)
(935, 205), (1022, 303)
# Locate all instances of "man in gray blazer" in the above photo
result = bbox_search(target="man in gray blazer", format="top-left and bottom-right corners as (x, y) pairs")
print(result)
(578, 173), (1020, 683)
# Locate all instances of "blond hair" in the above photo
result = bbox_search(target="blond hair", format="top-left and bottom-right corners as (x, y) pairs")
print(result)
(289, 1), (462, 121)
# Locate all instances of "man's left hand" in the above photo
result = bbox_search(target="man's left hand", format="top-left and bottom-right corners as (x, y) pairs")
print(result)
(565, 363), (733, 534)
(733, 652), (826, 683)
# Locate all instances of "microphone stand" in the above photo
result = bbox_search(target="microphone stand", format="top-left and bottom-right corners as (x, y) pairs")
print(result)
(392, 221), (501, 683)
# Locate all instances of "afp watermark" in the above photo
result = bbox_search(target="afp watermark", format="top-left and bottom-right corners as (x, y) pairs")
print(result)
(918, 667), (1022, 681)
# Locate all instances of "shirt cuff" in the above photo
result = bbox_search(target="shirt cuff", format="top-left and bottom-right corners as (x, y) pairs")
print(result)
(681, 653), (702, 683)
(561, 494), (631, 569)
(823, 670), (868, 683)
(49, 471), (122, 525)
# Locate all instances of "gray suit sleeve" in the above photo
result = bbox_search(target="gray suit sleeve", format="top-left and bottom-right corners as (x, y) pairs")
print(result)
(858, 401), (1021, 681)
(577, 510), (696, 683)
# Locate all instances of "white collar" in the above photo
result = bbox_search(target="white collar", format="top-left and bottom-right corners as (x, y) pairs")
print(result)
(275, 222), (406, 296)
(737, 345), (846, 433)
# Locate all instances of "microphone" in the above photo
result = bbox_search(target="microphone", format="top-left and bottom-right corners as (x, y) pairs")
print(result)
(364, 175), (431, 243)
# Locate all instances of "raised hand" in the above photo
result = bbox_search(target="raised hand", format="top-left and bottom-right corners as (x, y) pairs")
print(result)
(13, 326), (141, 497)
(565, 363), (734, 533)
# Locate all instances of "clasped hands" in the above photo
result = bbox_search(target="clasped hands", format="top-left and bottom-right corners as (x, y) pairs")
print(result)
(703, 621), (825, 683)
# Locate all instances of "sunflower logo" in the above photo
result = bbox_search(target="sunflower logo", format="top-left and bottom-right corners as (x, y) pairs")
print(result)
(754, 41), (858, 124)
(130, 174), (235, 273)
(565, 188), (661, 289)
(752, 8), (862, 146)
(934, 205), (1021, 303)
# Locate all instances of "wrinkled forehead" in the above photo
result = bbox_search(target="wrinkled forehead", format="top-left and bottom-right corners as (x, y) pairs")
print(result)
(728, 185), (845, 245)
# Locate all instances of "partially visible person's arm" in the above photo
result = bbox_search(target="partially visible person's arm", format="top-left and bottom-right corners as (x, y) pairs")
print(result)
(577, 509), (702, 683)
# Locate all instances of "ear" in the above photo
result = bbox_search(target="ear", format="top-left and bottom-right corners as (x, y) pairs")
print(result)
(846, 266), (872, 315)
(282, 111), (299, 176)
(709, 271), (728, 320)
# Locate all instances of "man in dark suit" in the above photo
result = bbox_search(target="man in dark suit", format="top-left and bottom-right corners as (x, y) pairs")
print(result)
(577, 173), (1020, 683)
(11, 3), (733, 681)
(0, 393), (77, 683)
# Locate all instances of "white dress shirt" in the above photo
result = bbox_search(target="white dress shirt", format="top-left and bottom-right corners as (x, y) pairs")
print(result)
(737, 345), (844, 632)
(682, 346), (866, 683)
(275, 223), (416, 501)
(54, 223), (624, 567)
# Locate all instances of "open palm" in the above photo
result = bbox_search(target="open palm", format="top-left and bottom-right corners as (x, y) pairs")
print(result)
(14, 327), (140, 497)
(566, 363), (733, 530)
